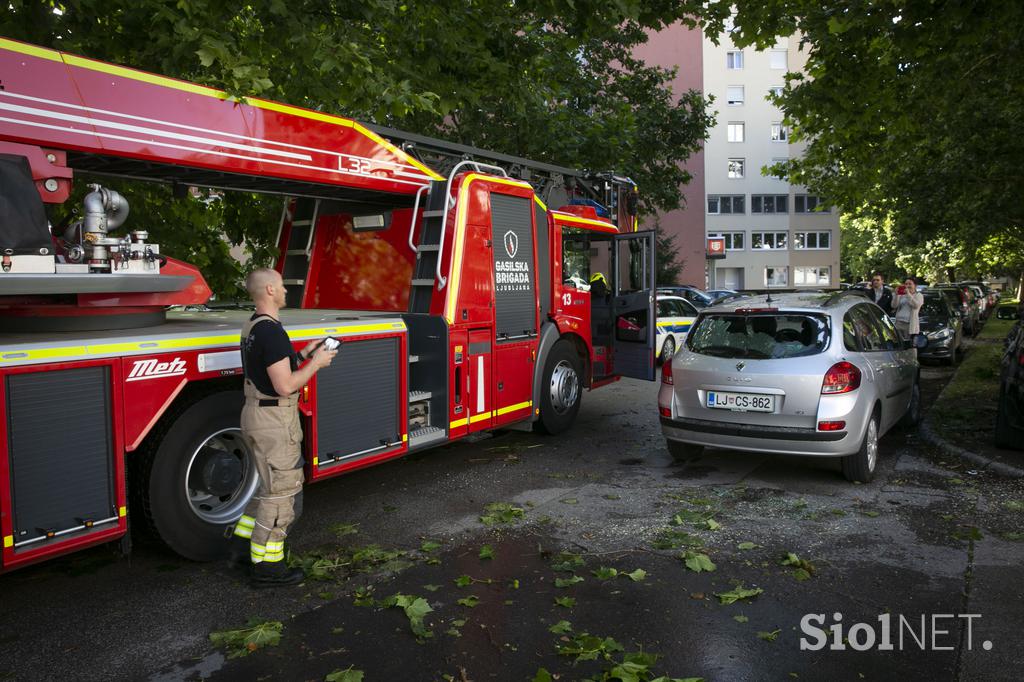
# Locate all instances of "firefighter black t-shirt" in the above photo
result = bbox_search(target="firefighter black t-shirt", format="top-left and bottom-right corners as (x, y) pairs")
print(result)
(242, 314), (297, 396)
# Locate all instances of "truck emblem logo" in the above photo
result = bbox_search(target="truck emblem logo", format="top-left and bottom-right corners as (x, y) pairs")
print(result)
(127, 357), (187, 381)
(736, 361), (745, 371)
(503, 230), (518, 259)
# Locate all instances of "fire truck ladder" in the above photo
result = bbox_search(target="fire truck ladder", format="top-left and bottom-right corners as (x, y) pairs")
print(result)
(277, 198), (321, 308)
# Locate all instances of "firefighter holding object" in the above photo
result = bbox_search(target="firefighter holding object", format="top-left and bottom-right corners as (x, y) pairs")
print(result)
(589, 272), (610, 297)
(230, 268), (337, 587)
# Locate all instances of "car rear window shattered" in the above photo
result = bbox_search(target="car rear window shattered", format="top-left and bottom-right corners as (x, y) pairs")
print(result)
(686, 313), (830, 359)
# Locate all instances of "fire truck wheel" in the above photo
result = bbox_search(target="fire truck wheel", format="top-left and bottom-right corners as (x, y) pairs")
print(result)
(534, 339), (583, 435)
(140, 390), (259, 561)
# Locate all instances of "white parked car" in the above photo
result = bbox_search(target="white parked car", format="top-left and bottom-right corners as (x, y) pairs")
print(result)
(656, 295), (698, 363)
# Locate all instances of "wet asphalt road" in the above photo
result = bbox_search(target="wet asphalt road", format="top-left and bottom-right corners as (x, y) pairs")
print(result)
(2, 358), (1024, 682)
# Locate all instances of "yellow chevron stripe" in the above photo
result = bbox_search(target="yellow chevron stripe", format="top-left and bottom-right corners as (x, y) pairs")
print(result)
(496, 400), (532, 416)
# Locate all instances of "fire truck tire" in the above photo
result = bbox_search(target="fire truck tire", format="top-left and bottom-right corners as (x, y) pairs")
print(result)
(534, 339), (584, 435)
(137, 390), (258, 562)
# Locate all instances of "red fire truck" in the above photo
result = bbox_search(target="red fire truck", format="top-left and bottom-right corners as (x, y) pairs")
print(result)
(0, 37), (656, 572)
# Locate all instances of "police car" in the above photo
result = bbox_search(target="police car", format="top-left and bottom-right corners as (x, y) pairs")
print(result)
(656, 295), (698, 363)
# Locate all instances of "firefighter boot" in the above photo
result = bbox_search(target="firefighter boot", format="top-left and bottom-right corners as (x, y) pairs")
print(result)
(226, 534), (251, 573)
(250, 559), (305, 588)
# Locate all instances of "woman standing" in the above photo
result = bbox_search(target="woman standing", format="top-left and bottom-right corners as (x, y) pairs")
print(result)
(893, 277), (924, 339)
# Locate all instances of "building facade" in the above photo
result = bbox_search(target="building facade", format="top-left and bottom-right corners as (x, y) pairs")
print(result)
(639, 26), (840, 291)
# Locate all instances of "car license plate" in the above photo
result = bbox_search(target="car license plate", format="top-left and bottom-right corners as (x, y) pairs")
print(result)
(706, 391), (775, 412)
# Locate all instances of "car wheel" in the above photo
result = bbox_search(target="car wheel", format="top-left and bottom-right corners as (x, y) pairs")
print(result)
(666, 439), (703, 462)
(842, 413), (878, 483)
(533, 339), (584, 435)
(659, 337), (676, 365)
(900, 379), (921, 428)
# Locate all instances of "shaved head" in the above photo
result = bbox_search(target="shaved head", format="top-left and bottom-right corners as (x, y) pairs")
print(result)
(246, 267), (282, 301)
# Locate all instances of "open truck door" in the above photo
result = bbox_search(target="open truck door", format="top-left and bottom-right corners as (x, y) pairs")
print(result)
(611, 230), (656, 380)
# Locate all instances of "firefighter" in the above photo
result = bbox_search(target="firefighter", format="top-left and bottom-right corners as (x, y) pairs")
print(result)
(229, 267), (337, 587)
(590, 272), (610, 297)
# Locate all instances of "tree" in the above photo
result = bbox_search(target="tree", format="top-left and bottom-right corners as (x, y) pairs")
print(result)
(655, 224), (685, 286)
(2, 2), (714, 296)
(716, 1), (1024, 250)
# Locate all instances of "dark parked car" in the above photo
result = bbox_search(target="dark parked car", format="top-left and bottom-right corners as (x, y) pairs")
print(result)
(932, 284), (979, 336)
(996, 318), (1024, 450)
(656, 285), (717, 308)
(917, 291), (964, 365)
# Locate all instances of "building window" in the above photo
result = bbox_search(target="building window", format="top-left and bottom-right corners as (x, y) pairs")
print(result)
(768, 86), (784, 100)
(728, 158), (745, 179)
(726, 86), (745, 106)
(793, 231), (832, 250)
(707, 195), (746, 215)
(727, 122), (745, 142)
(765, 266), (789, 287)
(751, 195), (788, 213)
(794, 195), (829, 213)
(769, 50), (787, 70)
(770, 123), (788, 142)
(795, 266), (831, 286)
(751, 231), (788, 250)
(708, 231), (745, 251)
(727, 51), (744, 70)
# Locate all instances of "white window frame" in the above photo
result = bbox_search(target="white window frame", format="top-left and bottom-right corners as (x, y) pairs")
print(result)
(768, 85), (784, 100)
(751, 194), (788, 214)
(727, 122), (745, 143)
(707, 195), (745, 215)
(770, 122), (788, 142)
(727, 158), (745, 179)
(751, 231), (789, 250)
(727, 51), (744, 70)
(726, 85), (745, 106)
(769, 49), (788, 70)
(794, 194), (829, 213)
(765, 266), (789, 287)
(793, 231), (832, 250)
(794, 266), (831, 286)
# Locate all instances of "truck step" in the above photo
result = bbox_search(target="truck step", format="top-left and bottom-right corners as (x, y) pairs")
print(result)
(416, 244), (440, 252)
(409, 426), (446, 449)
(408, 355), (420, 363)
(411, 279), (435, 286)
(409, 390), (432, 402)
(422, 210), (445, 218)
(283, 278), (305, 285)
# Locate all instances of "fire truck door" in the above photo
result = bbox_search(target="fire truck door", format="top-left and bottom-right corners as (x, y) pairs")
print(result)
(490, 193), (539, 425)
(611, 230), (656, 381)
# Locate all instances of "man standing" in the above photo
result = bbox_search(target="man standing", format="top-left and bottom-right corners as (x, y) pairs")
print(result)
(230, 268), (337, 587)
(867, 272), (893, 315)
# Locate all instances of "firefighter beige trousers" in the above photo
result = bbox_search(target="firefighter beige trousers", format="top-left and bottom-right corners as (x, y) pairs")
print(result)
(233, 379), (304, 565)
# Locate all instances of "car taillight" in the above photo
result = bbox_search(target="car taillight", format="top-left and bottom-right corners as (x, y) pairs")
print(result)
(822, 361), (861, 394)
(817, 420), (846, 431)
(661, 360), (674, 385)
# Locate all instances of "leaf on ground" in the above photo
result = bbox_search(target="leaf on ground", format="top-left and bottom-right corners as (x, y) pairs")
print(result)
(479, 545), (495, 560)
(792, 568), (812, 582)
(948, 478), (965, 485)
(757, 629), (781, 642)
(554, 596), (576, 608)
(862, 510), (880, 518)
(561, 498), (579, 505)
(381, 594), (434, 639)
(715, 586), (764, 605)
(557, 633), (624, 661)
(793, 499), (808, 509)
(1003, 531), (1024, 541)
(548, 620), (573, 634)
(953, 527), (984, 541)
(423, 584), (441, 592)
(737, 542), (758, 550)
(705, 518), (722, 531)
(555, 575), (585, 588)
(329, 523), (359, 538)
(318, 591), (335, 600)
(653, 528), (704, 549)
(420, 540), (442, 553)
(1003, 500), (1024, 512)
(604, 494), (622, 500)
(479, 502), (525, 526)
(780, 552), (815, 577)
(532, 668), (554, 682)
(455, 575), (472, 587)
(625, 568), (647, 582)
(457, 595), (480, 608)
(551, 552), (585, 572)
(682, 551), (716, 573)
(209, 619), (283, 659)
(593, 566), (619, 580)
(733, 615), (749, 623)
(325, 666), (364, 682)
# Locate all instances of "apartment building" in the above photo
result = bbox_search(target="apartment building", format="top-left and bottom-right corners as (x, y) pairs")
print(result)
(635, 27), (840, 290)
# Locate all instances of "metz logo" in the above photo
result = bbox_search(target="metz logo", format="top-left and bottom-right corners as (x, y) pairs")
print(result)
(127, 357), (187, 382)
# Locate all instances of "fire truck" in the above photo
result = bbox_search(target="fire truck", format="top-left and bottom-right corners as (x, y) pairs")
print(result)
(0, 37), (656, 572)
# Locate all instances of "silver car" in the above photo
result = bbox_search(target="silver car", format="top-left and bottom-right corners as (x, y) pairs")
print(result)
(658, 292), (922, 482)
